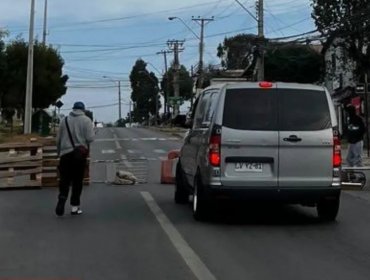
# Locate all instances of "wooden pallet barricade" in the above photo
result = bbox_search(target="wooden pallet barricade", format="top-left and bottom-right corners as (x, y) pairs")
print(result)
(41, 138), (59, 187)
(0, 143), (43, 189)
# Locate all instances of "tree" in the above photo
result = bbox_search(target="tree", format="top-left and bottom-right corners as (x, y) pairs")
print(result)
(0, 30), (7, 111)
(2, 39), (68, 114)
(311, 0), (370, 76)
(216, 33), (324, 82)
(84, 110), (93, 122)
(160, 65), (193, 103)
(264, 43), (323, 83)
(217, 34), (261, 72)
(129, 59), (160, 123)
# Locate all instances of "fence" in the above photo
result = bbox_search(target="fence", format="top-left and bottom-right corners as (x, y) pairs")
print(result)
(0, 142), (43, 189)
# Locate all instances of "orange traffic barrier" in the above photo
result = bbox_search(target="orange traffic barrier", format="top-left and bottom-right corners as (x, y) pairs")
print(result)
(160, 150), (181, 184)
(168, 149), (180, 160)
(160, 159), (175, 184)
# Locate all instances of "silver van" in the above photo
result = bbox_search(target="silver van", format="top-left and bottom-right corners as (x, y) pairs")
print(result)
(175, 82), (341, 221)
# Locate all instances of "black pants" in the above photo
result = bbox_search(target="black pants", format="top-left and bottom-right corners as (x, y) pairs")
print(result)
(58, 151), (87, 206)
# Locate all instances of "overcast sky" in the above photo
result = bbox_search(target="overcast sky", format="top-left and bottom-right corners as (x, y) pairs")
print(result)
(0, 0), (315, 123)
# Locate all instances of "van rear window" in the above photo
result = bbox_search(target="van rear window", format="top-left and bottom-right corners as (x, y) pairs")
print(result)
(279, 89), (331, 131)
(223, 89), (278, 130)
(223, 88), (331, 131)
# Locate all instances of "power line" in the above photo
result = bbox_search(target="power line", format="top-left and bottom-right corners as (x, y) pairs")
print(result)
(7, 0), (231, 32)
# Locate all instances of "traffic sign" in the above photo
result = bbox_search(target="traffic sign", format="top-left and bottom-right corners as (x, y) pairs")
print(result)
(55, 100), (64, 108)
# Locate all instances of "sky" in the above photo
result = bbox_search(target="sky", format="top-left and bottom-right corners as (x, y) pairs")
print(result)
(0, 0), (316, 123)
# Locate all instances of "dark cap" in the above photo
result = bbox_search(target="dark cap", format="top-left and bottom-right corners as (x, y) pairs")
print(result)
(73, 101), (85, 110)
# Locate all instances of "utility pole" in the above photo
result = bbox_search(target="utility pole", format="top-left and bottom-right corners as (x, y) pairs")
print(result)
(129, 101), (132, 127)
(192, 16), (214, 97)
(103, 76), (122, 122)
(365, 73), (369, 156)
(157, 50), (172, 115)
(167, 40), (185, 117)
(24, 0), (35, 134)
(256, 0), (264, 81)
(118, 80), (122, 121)
(42, 0), (48, 44)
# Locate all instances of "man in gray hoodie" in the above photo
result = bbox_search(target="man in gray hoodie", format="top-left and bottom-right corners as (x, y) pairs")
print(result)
(55, 101), (95, 216)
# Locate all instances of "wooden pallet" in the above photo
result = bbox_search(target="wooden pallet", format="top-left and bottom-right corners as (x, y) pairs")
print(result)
(0, 143), (43, 189)
(42, 144), (59, 187)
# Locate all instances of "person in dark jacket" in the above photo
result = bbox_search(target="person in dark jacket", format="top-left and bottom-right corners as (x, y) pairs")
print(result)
(346, 105), (365, 167)
(55, 101), (95, 216)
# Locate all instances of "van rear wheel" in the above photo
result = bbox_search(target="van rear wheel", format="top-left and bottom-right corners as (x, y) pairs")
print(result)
(193, 174), (209, 221)
(174, 163), (189, 204)
(317, 197), (340, 221)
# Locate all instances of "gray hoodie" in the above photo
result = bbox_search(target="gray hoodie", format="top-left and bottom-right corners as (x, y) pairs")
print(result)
(56, 110), (95, 157)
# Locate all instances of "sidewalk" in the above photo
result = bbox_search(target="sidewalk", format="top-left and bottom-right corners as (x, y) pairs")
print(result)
(149, 125), (188, 139)
(341, 147), (370, 166)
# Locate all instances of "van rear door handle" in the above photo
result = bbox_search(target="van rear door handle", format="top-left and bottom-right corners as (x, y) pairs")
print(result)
(283, 135), (302, 142)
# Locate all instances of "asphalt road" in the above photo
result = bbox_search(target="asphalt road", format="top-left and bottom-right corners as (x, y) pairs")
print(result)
(1, 127), (370, 280)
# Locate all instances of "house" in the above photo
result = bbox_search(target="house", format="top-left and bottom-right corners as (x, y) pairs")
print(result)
(322, 38), (357, 97)
(321, 38), (359, 134)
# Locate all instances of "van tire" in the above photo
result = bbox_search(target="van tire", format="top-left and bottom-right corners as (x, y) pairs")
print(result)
(174, 162), (189, 204)
(193, 173), (209, 221)
(317, 197), (340, 221)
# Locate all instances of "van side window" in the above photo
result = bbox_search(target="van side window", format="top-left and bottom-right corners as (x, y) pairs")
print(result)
(194, 90), (219, 128)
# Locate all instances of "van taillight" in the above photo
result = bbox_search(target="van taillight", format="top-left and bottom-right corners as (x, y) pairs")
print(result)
(209, 129), (221, 167)
(333, 129), (341, 167)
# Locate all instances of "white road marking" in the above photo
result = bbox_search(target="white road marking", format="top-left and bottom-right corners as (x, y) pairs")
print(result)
(153, 149), (166, 154)
(158, 138), (167, 141)
(141, 192), (217, 280)
(115, 141), (122, 149)
(127, 150), (135, 154)
(121, 154), (127, 160)
(123, 160), (133, 168)
(101, 149), (116, 154)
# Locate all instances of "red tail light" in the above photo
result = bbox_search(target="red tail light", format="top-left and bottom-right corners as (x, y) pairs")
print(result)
(259, 81), (273, 88)
(209, 134), (221, 167)
(333, 129), (341, 167)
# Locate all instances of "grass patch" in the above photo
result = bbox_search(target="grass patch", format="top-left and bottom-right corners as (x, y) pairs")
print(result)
(0, 132), (42, 144)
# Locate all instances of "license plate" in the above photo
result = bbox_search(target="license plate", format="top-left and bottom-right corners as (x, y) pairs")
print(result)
(235, 163), (263, 172)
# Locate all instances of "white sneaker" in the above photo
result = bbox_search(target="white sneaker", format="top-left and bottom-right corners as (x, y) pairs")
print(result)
(71, 207), (83, 215)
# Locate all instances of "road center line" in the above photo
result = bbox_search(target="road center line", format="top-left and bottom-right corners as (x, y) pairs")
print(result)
(111, 133), (122, 149)
(140, 191), (217, 280)
(115, 140), (122, 149)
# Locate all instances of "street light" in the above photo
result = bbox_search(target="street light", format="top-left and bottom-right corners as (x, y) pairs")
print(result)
(168, 17), (200, 40)
(102, 76), (122, 121)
